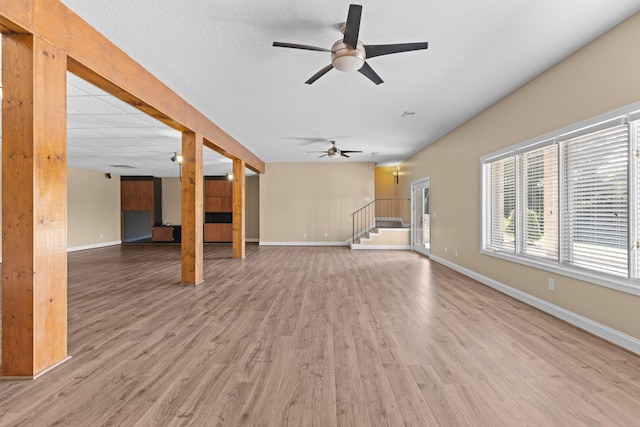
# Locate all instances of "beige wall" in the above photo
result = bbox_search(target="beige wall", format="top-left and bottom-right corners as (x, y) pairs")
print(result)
(0, 166), (120, 257)
(375, 166), (399, 199)
(398, 12), (640, 339)
(67, 168), (121, 248)
(161, 177), (182, 226)
(260, 162), (375, 243)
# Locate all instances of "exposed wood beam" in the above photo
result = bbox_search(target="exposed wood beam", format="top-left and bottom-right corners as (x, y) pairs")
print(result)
(0, 0), (264, 173)
(232, 159), (246, 259)
(181, 132), (204, 286)
(2, 33), (69, 377)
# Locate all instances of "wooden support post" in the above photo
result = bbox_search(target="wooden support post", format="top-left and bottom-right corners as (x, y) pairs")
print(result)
(232, 159), (246, 259)
(181, 132), (204, 285)
(2, 34), (69, 377)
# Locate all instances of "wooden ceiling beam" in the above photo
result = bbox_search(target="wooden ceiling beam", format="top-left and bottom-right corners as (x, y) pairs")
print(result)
(0, 0), (265, 173)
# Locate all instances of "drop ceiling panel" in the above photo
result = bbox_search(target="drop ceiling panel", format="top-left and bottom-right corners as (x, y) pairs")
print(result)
(67, 96), (127, 115)
(88, 114), (152, 128)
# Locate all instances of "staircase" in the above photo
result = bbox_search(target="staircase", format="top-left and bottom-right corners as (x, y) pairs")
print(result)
(350, 199), (411, 250)
(351, 227), (411, 249)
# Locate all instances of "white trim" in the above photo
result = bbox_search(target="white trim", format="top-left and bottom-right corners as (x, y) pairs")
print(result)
(2, 356), (72, 380)
(481, 249), (640, 297)
(245, 238), (260, 243)
(411, 176), (431, 256)
(351, 244), (412, 250)
(259, 241), (349, 247)
(0, 241), (122, 263)
(430, 254), (640, 356)
(413, 246), (430, 257)
(67, 240), (122, 253)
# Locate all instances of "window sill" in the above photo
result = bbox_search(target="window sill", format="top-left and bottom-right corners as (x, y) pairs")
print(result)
(481, 248), (640, 297)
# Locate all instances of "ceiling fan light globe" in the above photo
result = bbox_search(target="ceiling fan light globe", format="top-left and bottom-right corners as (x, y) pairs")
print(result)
(331, 40), (366, 72)
(333, 56), (365, 72)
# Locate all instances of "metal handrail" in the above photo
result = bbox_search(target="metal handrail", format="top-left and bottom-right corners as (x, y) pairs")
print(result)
(351, 199), (410, 243)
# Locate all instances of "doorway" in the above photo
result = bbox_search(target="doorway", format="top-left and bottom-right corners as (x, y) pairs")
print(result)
(411, 177), (430, 256)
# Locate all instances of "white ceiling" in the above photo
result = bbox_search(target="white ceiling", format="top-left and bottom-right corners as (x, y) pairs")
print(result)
(3, 1), (640, 177)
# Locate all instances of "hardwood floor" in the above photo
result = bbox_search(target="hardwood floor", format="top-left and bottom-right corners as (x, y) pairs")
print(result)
(1, 244), (640, 426)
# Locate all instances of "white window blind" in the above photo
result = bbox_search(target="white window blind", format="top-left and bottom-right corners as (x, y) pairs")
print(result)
(634, 121), (640, 279)
(563, 125), (628, 277)
(519, 144), (558, 259)
(487, 157), (515, 253)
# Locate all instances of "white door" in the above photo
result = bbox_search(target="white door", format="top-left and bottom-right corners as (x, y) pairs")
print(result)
(412, 178), (430, 256)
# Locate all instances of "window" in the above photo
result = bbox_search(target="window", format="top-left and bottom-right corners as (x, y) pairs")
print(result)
(520, 144), (558, 260)
(486, 156), (515, 253)
(563, 125), (628, 277)
(482, 103), (640, 294)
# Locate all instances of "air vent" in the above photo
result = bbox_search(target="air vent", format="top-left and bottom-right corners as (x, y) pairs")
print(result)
(109, 164), (135, 169)
(402, 111), (416, 117)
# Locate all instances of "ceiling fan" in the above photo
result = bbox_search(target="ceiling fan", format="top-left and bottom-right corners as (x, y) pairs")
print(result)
(273, 4), (428, 85)
(308, 141), (362, 158)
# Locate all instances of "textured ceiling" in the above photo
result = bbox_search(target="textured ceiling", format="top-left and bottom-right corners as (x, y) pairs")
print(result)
(3, 1), (640, 177)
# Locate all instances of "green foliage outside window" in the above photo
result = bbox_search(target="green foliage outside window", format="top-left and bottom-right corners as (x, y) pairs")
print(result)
(504, 209), (542, 242)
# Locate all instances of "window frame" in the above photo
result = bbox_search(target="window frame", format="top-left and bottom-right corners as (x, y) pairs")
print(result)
(481, 102), (640, 297)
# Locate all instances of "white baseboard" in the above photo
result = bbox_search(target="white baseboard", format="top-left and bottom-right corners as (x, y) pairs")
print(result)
(0, 241), (122, 263)
(245, 238), (260, 243)
(259, 241), (349, 247)
(351, 244), (412, 250)
(67, 240), (122, 253)
(430, 254), (640, 356)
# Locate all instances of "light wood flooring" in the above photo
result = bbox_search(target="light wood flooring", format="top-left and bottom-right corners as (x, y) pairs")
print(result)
(1, 244), (640, 426)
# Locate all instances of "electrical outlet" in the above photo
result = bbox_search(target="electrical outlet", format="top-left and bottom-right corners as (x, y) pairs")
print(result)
(548, 278), (555, 291)
(454, 250), (458, 257)
(445, 246), (448, 253)
(303, 233), (307, 238)
(324, 232), (328, 237)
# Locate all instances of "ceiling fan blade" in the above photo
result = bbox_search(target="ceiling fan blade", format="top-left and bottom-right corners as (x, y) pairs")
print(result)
(340, 150), (363, 154)
(358, 62), (383, 85)
(341, 153), (351, 158)
(305, 64), (334, 84)
(307, 151), (329, 153)
(343, 4), (362, 48)
(273, 42), (331, 52)
(364, 42), (428, 59)
(318, 154), (328, 158)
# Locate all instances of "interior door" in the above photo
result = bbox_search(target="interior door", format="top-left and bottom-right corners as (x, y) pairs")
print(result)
(412, 178), (430, 256)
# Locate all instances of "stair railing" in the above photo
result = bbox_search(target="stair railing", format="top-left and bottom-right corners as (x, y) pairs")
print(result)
(351, 199), (411, 243)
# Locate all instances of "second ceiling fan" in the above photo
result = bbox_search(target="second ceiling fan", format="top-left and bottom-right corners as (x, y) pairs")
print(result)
(273, 4), (428, 85)
(309, 141), (362, 158)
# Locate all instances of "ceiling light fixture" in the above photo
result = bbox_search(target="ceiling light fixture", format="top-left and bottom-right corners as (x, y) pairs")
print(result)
(171, 152), (183, 164)
(171, 152), (183, 182)
(331, 39), (365, 72)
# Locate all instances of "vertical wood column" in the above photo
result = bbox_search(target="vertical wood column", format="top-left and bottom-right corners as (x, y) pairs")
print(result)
(232, 159), (246, 259)
(181, 131), (204, 285)
(2, 34), (68, 377)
